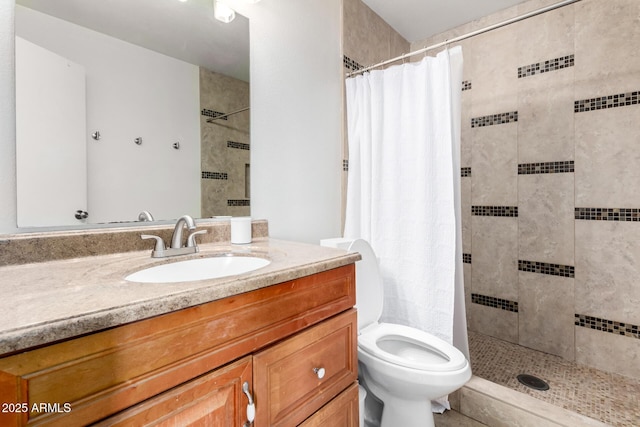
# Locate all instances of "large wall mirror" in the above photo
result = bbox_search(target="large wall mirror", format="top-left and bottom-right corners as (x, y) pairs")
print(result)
(15, 0), (251, 228)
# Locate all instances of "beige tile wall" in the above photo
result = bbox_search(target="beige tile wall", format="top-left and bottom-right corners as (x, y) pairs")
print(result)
(199, 68), (250, 218)
(342, 0), (410, 71)
(405, 0), (640, 379)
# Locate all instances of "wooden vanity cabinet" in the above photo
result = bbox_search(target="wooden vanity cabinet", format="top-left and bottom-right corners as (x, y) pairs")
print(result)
(0, 264), (358, 427)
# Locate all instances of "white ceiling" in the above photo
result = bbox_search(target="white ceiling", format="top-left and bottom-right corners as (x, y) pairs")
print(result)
(16, 0), (533, 82)
(362, 0), (531, 42)
(16, 0), (250, 82)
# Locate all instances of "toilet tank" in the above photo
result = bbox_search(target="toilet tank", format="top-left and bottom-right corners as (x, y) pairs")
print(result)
(320, 238), (384, 333)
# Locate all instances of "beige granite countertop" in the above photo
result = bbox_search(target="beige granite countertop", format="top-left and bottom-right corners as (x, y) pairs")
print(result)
(0, 238), (360, 355)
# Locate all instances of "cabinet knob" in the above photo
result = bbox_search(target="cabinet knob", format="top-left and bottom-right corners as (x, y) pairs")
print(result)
(313, 367), (326, 379)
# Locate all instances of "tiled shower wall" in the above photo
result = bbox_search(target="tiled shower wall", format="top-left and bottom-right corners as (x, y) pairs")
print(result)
(199, 68), (250, 217)
(409, 0), (640, 379)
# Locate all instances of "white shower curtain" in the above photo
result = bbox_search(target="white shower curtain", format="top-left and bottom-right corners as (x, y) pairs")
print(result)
(344, 47), (466, 356)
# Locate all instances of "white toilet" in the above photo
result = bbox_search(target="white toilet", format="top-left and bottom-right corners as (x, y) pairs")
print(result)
(321, 238), (471, 427)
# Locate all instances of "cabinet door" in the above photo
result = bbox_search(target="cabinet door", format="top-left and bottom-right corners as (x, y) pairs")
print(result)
(93, 356), (253, 427)
(253, 310), (357, 427)
(299, 383), (359, 427)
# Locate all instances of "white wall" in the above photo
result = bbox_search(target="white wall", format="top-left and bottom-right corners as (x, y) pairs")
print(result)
(234, 0), (344, 243)
(0, 0), (16, 233)
(15, 6), (201, 225)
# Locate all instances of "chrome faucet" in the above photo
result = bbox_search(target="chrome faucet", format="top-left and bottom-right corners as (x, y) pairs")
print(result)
(170, 215), (196, 249)
(141, 215), (207, 258)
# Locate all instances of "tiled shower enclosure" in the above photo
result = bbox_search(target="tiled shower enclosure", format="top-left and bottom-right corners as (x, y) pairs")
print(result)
(445, 0), (640, 380)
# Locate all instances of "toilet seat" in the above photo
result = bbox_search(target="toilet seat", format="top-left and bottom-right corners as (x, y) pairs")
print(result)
(358, 322), (468, 372)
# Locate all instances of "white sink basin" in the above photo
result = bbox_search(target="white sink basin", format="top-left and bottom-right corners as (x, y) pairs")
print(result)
(125, 255), (271, 283)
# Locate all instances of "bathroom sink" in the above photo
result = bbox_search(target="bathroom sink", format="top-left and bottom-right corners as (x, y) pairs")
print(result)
(125, 255), (271, 283)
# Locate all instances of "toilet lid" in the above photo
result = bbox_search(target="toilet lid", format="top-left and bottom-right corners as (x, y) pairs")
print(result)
(358, 323), (468, 371)
(348, 239), (384, 332)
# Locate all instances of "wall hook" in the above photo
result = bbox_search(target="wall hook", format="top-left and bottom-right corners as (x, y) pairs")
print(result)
(91, 131), (101, 141)
(134, 137), (143, 145)
(173, 142), (180, 150)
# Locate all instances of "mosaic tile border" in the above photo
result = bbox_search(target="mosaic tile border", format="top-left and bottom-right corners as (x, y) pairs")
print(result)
(575, 314), (639, 340)
(344, 55), (364, 72)
(574, 90), (640, 113)
(202, 171), (228, 180)
(462, 80), (472, 91)
(575, 208), (640, 221)
(228, 199), (250, 207)
(518, 161), (574, 175)
(463, 253), (472, 264)
(461, 167), (471, 177)
(227, 141), (250, 151)
(471, 111), (518, 128)
(201, 108), (228, 120)
(472, 293), (519, 312)
(518, 259), (575, 278)
(472, 206), (518, 217)
(518, 54), (574, 78)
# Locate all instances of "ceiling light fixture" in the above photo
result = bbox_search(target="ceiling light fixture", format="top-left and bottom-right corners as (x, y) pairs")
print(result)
(213, 0), (236, 23)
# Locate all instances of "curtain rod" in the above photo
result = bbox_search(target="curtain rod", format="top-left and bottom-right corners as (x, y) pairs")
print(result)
(346, 0), (581, 78)
(206, 107), (250, 122)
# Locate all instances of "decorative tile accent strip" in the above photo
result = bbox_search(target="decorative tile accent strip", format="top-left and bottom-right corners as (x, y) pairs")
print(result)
(518, 54), (574, 78)
(575, 91), (640, 113)
(462, 80), (472, 91)
(575, 208), (640, 222)
(471, 111), (518, 128)
(518, 161), (574, 175)
(201, 108), (228, 120)
(202, 171), (228, 180)
(344, 55), (364, 72)
(518, 260), (575, 278)
(227, 199), (250, 207)
(575, 314), (639, 339)
(463, 253), (472, 264)
(472, 206), (518, 217)
(472, 293), (519, 313)
(227, 141), (250, 150)
(343, 159), (349, 172)
(461, 167), (471, 177)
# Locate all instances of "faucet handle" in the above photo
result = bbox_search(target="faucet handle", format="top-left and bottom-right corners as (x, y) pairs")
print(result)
(141, 234), (165, 252)
(186, 230), (207, 248)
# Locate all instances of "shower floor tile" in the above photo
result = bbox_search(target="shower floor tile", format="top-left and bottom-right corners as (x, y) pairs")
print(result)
(468, 331), (640, 427)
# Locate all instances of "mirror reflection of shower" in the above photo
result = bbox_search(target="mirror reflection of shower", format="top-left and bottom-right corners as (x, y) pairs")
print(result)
(200, 67), (250, 218)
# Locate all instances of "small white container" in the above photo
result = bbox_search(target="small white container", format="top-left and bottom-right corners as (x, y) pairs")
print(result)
(230, 217), (252, 244)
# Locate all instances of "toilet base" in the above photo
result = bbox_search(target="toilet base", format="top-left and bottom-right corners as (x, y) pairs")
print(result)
(360, 375), (435, 427)
(379, 395), (435, 427)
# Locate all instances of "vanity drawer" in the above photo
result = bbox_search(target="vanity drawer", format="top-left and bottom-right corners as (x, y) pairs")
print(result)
(299, 382), (359, 427)
(253, 309), (357, 427)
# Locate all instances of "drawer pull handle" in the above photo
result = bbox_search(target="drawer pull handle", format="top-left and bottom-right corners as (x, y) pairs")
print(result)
(313, 367), (326, 379)
(242, 381), (255, 424)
